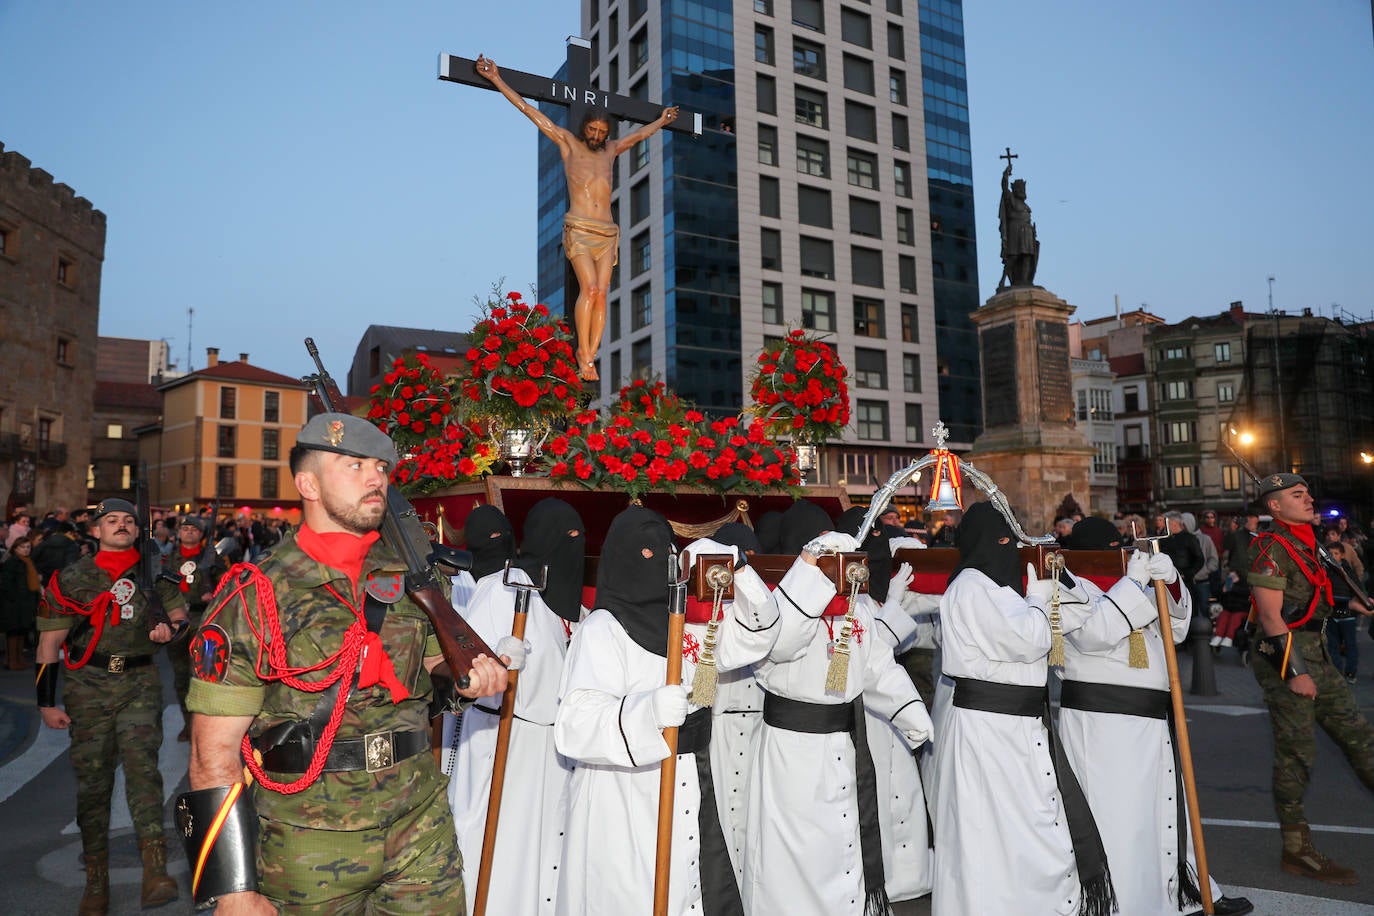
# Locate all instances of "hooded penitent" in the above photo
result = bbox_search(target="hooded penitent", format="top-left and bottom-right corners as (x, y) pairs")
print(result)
(711, 522), (762, 558)
(949, 501), (1022, 593)
(1063, 517), (1124, 551)
(594, 505), (676, 657)
(778, 501), (834, 556)
(465, 505), (515, 581)
(754, 511), (783, 554)
(836, 506), (894, 603)
(517, 498), (586, 623)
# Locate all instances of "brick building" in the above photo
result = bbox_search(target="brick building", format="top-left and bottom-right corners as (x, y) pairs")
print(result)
(0, 141), (106, 516)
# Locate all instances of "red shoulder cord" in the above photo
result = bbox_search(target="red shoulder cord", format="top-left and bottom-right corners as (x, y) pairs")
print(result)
(208, 563), (368, 795)
(1251, 532), (1333, 629)
(44, 574), (119, 670)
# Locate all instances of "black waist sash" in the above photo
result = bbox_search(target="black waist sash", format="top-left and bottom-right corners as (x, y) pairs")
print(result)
(1059, 679), (1201, 909)
(951, 678), (1117, 916)
(762, 690), (889, 916)
(672, 707), (743, 916)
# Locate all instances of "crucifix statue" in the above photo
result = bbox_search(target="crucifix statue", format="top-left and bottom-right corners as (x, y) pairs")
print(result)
(439, 42), (699, 381)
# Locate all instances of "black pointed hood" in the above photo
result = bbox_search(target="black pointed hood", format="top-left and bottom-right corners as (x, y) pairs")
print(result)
(595, 505), (676, 657)
(518, 498), (586, 623)
(465, 505), (515, 580)
(949, 501), (1021, 593)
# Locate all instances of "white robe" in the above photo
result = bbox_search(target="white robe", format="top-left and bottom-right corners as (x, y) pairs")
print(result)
(931, 568), (1098, 916)
(709, 648), (765, 886)
(744, 560), (932, 916)
(446, 568), (575, 916)
(1057, 575), (1229, 913)
(554, 565), (777, 916)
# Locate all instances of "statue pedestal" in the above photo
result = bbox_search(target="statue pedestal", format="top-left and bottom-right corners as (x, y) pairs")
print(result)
(967, 285), (1093, 535)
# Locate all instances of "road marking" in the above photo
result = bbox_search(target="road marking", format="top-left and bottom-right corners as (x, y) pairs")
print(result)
(1188, 704), (1266, 717)
(0, 723), (71, 804)
(62, 705), (188, 835)
(1204, 817), (1374, 836)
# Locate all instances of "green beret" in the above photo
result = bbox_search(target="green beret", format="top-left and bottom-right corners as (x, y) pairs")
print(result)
(1257, 472), (1307, 500)
(93, 498), (139, 521)
(297, 413), (398, 466)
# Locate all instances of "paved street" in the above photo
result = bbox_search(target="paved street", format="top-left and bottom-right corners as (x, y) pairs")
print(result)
(2, 630), (1373, 915)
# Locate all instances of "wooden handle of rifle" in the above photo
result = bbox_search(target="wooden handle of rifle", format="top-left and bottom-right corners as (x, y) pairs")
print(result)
(1152, 576), (1214, 914)
(653, 609), (686, 916)
(471, 600), (529, 916)
(407, 585), (502, 690)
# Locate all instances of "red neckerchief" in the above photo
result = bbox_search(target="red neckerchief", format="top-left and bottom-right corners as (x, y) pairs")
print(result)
(93, 548), (139, 582)
(1278, 519), (1318, 550)
(295, 525), (380, 590)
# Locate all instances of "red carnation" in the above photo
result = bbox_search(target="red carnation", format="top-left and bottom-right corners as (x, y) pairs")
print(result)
(511, 379), (541, 407)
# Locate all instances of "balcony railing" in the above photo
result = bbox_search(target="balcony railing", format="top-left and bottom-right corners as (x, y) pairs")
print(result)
(37, 440), (68, 468)
(1116, 444), (1150, 461)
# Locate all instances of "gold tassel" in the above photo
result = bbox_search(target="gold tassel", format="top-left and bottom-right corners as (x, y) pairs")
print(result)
(1128, 629), (1149, 669)
(1046, 553), (1066, 667)
(689, 619), (720, 708)
(824, 592), (860, 696)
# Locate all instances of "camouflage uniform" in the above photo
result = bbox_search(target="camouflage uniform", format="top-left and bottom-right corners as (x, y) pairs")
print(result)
(187, 536), (462, 914)
(165, 544), (227, 719)
(37, 552), (186, 856)
(1248, 523), (1374, 824)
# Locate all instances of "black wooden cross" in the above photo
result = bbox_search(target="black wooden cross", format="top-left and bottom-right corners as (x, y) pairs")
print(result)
(1000, 146), (1018, 168)
(438, 38), (702, 136)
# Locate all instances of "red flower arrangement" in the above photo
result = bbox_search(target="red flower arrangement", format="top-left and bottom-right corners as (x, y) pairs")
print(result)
(748, 329), (850, 443)
(366, 353), (496, 494)
(457, 291), (584, 429)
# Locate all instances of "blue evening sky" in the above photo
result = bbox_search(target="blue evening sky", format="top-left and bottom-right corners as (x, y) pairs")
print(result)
(2, 2), (1370, 384)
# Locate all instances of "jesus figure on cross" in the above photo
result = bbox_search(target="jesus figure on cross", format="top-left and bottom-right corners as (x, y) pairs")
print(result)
(477, 54), (678, 381)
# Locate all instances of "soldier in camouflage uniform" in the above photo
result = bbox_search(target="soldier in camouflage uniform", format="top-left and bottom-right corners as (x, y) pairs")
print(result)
(183, 413), (508, 915)
(165, 515), (228, 741)
(36, 497), (189, 915)
(1247, 472), (1374, 885)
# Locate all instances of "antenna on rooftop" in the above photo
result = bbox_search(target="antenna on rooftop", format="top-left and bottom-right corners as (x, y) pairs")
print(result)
(187, 307), (195, 372)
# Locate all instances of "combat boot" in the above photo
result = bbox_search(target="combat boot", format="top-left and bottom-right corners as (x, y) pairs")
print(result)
(138, 837), (179, 908)
(79, 853), (109, 916)
(1280, 822), (1357, 885)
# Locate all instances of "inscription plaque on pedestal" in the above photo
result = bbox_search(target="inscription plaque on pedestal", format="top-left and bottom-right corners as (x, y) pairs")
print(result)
(1036, 319), (1072, 423)
(981, 324), (1019, 428)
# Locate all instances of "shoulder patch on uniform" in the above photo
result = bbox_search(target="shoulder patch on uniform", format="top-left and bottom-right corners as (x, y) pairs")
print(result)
(364, 572), (405, 604)
(190, 624), (232, 683)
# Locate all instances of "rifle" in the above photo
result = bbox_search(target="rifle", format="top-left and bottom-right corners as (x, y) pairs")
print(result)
(1223, 437), (1372, 609)
(302, 338), (497, 689)
(133, 461), (176, 632)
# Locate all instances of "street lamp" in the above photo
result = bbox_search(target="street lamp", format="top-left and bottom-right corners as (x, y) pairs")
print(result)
(1361, 452), (1374, 526)
(1227, 425), (1256, 511)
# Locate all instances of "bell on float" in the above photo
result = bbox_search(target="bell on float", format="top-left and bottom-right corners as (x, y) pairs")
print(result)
(926, 461), (963, 512)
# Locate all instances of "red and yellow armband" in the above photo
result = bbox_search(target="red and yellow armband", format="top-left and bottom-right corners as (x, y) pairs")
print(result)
(175, 784), (259, 909)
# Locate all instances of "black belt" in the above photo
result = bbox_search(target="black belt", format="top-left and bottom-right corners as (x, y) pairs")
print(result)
(1060, 680), (1169, 720)
(1295, 618), (1326, 633)
(951, 677), (1044, 717)
(762, 690), (889, 914)
(258, 728), (429, 774)
(83, 652), (155, 674)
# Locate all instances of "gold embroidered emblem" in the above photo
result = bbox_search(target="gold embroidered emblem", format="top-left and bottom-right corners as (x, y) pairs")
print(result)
(1270, 475), (1284, 486)
(326, 420), (346, 447)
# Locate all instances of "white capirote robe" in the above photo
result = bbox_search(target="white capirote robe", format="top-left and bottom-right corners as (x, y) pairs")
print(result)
(446, 567), (574, 916)
(930, 568), (1098, 916)
(1057, 574), (1229, 913)
(743, 560), (932, 916)
(554, 564), (777, 916)
(709, 637), (768, 885)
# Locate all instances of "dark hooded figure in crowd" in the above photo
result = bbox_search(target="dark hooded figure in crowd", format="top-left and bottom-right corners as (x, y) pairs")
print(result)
(753, 511), (783, 555)
(465, 505), (516, 581)
(518, 498), (588, 624)
(778, 501), (834, 556)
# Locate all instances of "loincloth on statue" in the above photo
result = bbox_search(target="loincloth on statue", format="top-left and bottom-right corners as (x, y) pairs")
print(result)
(563, 214), (620, 265)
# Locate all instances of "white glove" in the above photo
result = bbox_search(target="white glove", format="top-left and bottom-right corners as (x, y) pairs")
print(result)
(1025, 562), (1054, 602)
(1126, 550), (1152, 586)
(494, 636), (531, 671)
(684, 537), (739, 570)
(1147, 552), (1178, 585)
(803, 531), (858, 556)
(651, 684), (691, 729)
(889, 562), (914, 597)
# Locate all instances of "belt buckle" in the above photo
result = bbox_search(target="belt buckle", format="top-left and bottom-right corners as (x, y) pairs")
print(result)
(107, 655), (126, 674)
(363, 731), (395, 773)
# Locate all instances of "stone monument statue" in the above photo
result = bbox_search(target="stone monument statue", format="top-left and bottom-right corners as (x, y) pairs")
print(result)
(476, 55), (678, 381)
(997, 147), (1039, 289)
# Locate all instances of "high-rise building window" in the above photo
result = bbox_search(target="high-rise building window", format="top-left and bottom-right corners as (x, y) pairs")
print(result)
(895, 207), (914, 244)
(893, 160), (912, 197)
(631, 180), (651, 225)
(798, 185), (832, 228)
(264, 390), (280, 423)
(218, 424), (236, 458)
(792, 0), (824, 31)
(755, 27), (774, 65)
(632, 285), (652, 330)
(847, 149), (877, 189)
(795, 87), (827, 128)
(904, 403), (923, 443)
(851, 246), (883, 287)
(632, 337), (653, 380)
(755, 0), (773, 14)
(261, 467), (279, 499)
(760, 176), (781, 218)
(220, 386), (237, 419)
(630, 28), (649, 72)
(801, 289), (836, 332)
(888, 68), (907, 104)
(849, 197), (880, 238)
(761, 228), (782, 271)
(799, 237), (834, 279)
(886, 23), (904, 58)
(886, 0), (903, 13)
(898, 255), (917, 293)
(262, 428), (280, 460)
(762, 282), (784, 325)
(854, 297), (884, 338)
(842, 54), (874, 95)
(796, 135), (829, 177)
(841, 8), (872, 48)
(216, 465), (236, 499)
(856, 400), (889, 440)
(632, 138), (650, 172)
(854, 348), (887, 389)
(631, 231), (650, 276)
(845, 101), (877, 141)
(793, 38), (825, 79)
(610, 350), (623, 389)
(610, 297), (622, 341)
(901, 303), (919, 342)
(903, 353), (921, 392)
(758, 124), (778, 165)
(757, 75), (777, 114)
(891, 113), (909, 151)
